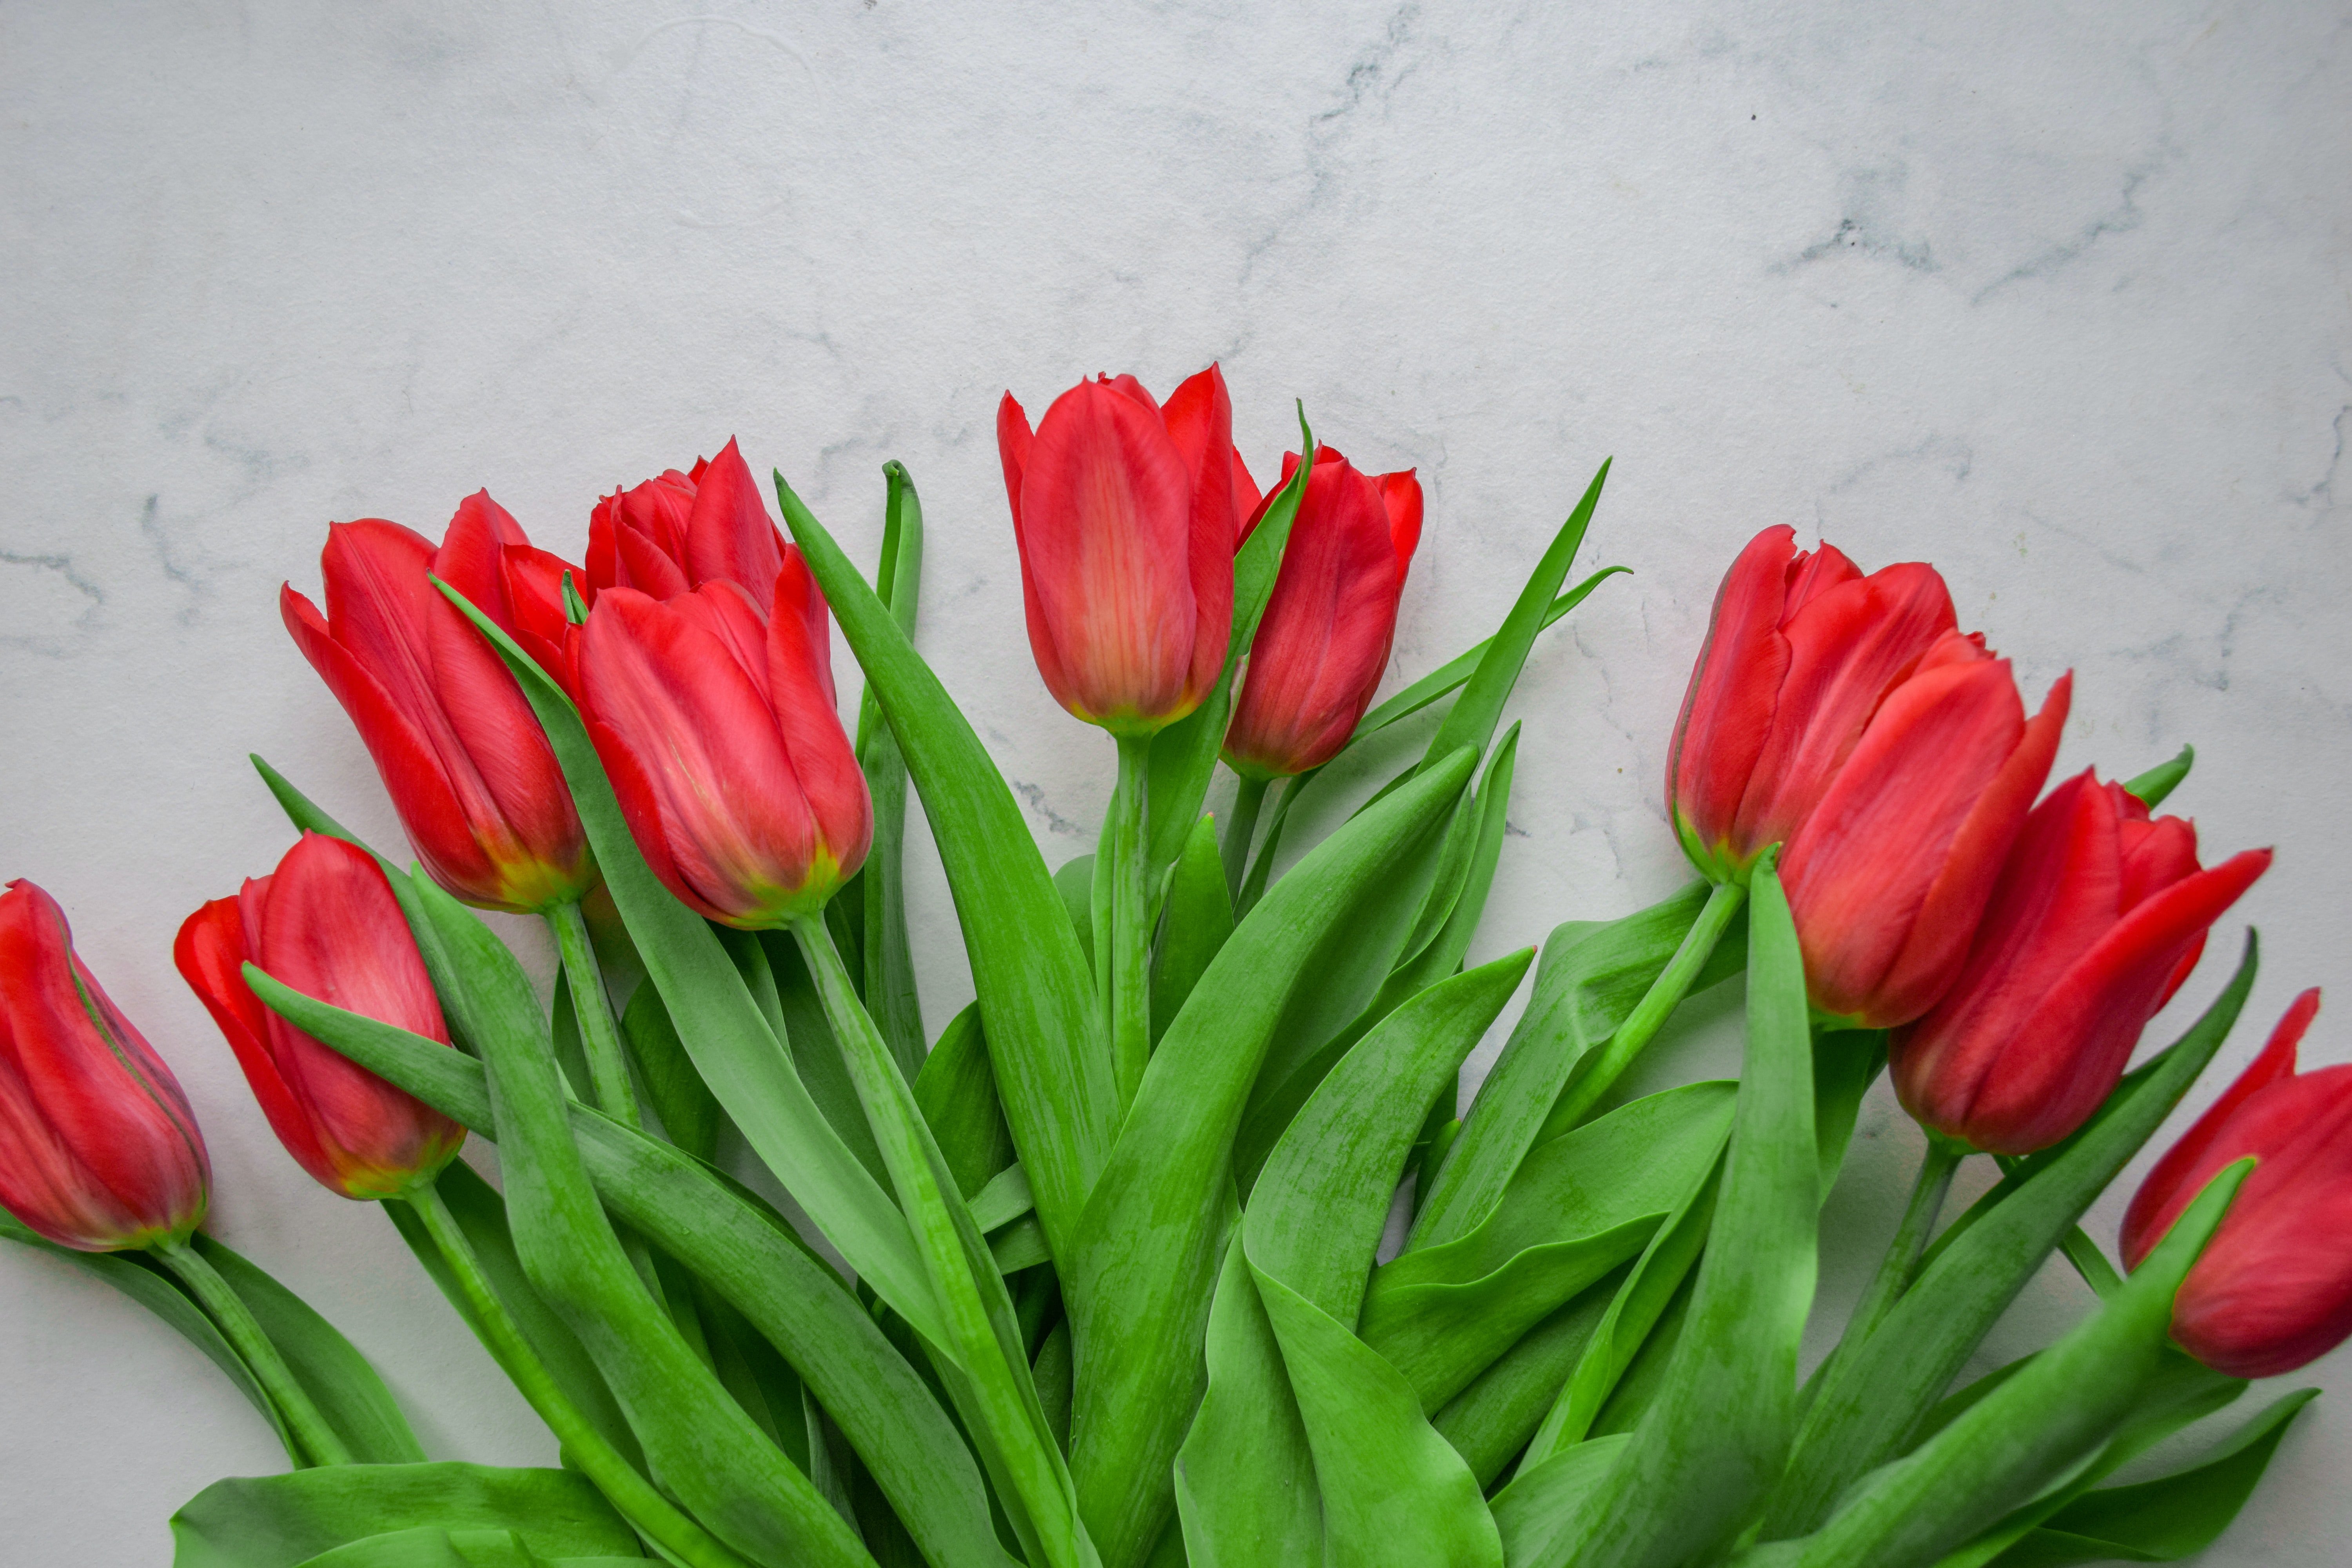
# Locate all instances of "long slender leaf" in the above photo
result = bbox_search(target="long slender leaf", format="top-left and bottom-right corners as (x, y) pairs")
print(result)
(246, 975), (1014, 1568)
(393, 881), (871, 1568)
(1151, 813), (1233, 1043)
(1429, 1269), (1624, 1488)
(430, 580), (938, 1334)
(169, 1464), (644, 1568)
(194, 1234), (426, 1466)
(0, 1213), (298, 1464)
(778, 477), (1115, 1266)
(915, 1004), (1017, 1200)
(1524, 851), (1817, 1568)
(1761, 935), (2261, 1539)
(855, 460), (929, 1079)
(1065, 748), (1479, 1568)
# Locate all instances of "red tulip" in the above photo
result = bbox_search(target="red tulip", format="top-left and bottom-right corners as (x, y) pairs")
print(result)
(996, 367), (1238, 735)
(587, 438), (787, 607)
(176, 834), (465, 1200)
(284, 515), (596, 914)
(0, 880), (209, 1251)
(432, 490), (592, 682)
(1889, 771), (2272, 1152)
(1668, 526), (1962, 881)
(1779, 635), (2070, 1028)
(577, 551), (871, 929)
(1222, 447), (1423, 779)
(2123, 990), (2352, 1377)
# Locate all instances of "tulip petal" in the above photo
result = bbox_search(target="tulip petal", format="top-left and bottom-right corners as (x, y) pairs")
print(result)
(578, 588), (825, 926)
(1017, 377), (1199, 726)
(1784, 653), (2026, 1024)
(174, 892), (334, 1186)
(1163, 366), (1240, 708)
(2123, 988), (2318, 1265)
(769, 555), (873, 887)
(1667, 526), (1800, 863)
(684, 437), (787, 606)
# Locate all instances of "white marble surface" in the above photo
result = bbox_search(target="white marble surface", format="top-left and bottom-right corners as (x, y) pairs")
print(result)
(4, 1), (2347, 1561)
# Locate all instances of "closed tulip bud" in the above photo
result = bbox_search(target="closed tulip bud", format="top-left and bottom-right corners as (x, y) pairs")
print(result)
(1889, 771), (2271, 1152)
(578, 550), (872, 929)
(283, 513), (596, 914)
(176, 834), (465, 1200)
(587, 437), (788, 607)
(432, 490), (592, 683)
(1223, 447), (1423, 779)
(1668, 525), (1961, 882)
(2123, 990), (2352, 1377)
(0, 880), (209, 1251)
(997, 366), (1239, 735)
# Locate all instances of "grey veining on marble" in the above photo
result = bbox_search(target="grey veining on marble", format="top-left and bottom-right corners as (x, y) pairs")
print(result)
(3, 2), (2347, 1561)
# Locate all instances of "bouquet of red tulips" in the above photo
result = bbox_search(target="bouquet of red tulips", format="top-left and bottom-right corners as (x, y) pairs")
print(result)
(4, 367), (2343, 1568)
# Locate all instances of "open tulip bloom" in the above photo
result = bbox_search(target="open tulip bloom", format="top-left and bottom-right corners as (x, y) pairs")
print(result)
(3, 398), (2343, 1568)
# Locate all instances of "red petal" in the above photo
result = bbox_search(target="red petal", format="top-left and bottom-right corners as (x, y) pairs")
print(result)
(769, 555), (871, 887)
(686, 437), (786, 605)
(1163, 365), (1239, 712)
(1667, 526), (1799, 866)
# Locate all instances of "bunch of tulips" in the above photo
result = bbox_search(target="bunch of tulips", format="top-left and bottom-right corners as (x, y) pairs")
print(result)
(2, 365), (2346, 1568)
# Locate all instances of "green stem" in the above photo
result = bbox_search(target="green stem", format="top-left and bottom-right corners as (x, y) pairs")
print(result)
(547, 900), (640, 1128)
(1236, 772), (1302, 918)
(1105, 735), (1154, 1113)
(1549, 877), (1748, 1132)
(154, 1236), (354, 1467)
(405, 1180), (750, 1568)
(1844, 1138), (1964, 1354)
(1220, 774), (1270, 904)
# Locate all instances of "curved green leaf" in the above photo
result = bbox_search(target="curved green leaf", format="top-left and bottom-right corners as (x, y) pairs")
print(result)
(1065, 748), (1478, 1568)
(777, 476), (1115, 1265)
(170, 1464), (643, 1568)
(1173, 1227), (1321, 1568)
(1430, 1270), (1624, 1488)
(1490, 1434), (1630, 1567)
(915, 1004), (1016, 1200)
(246, 975), (1013, 1568)
(1762, 935), (2261, 1539)
(1151, 813), (1233, 1044)
(194, 1233), (426, 1465)
(853, 459), (929, 1080)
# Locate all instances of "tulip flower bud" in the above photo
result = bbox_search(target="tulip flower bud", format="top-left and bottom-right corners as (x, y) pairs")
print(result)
(1889, 771), (2271, 1152)
(1668, 525), (1961, 882)
(577, 550), (872, 929)
(283, 511), (597, 915)
(176, 834), (465, 1200)
(1222, 447), (1423, 780)
(587, 438), (788, 607)
(0, 880), (209, 1251)
(997, 367), (1239, 735)
(2122, 991), (2352, 1378)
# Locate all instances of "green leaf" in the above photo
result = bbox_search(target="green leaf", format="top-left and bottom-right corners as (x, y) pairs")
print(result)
(1429, 1268), (1626, 1488)
(193, 1233), (426, 1465)
(398, 881), (871, 1568)
(381, 1162), (643, 1473)
(855, 461), (931, 1081)
(915, 1004), (1018, 1201)
(1231, 725), (1524, 1192)
(2122, 745), (2194, 811)
(170, 1463), (644, 1568)
(1065, 748), (1479, 1568)
(1524, 851), (1818, 1568)
(1765, 1162), (2258, 1568)
(1488, 1434), (1631, 1567)
(779, 475), (1118, 1265)
(1173, 1225), (1323, 1567)
(293, 1526), (646, 1566)
(1413, 882), (1742, 1253)
(428, 578), (937, 1335)
(0, 1212), (298, 1464)
(1252, 949), (1536, 1329)
(1762, 935), (2261, 1540)
(1143, 405), (1317, 874)
(757, 930), (893, 1187)
(1418, 461), (1608, 773)
(249, 973), (1011, 1568)
(1151, 814), (1234, 1044)
(616, 983), (720, 1162)
(1359, 1080), (1733, 1412)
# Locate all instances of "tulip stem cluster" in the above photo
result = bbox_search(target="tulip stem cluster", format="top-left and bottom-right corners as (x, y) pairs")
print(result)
(151, 1236), (355, 1468)
(544, 899), (640, 1128)
(401, 1178), (747, 1568)
(1557, 877), (1749, 1130)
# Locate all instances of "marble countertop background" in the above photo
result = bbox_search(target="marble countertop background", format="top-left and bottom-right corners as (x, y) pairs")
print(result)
(4, 2), (2347, 1561)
